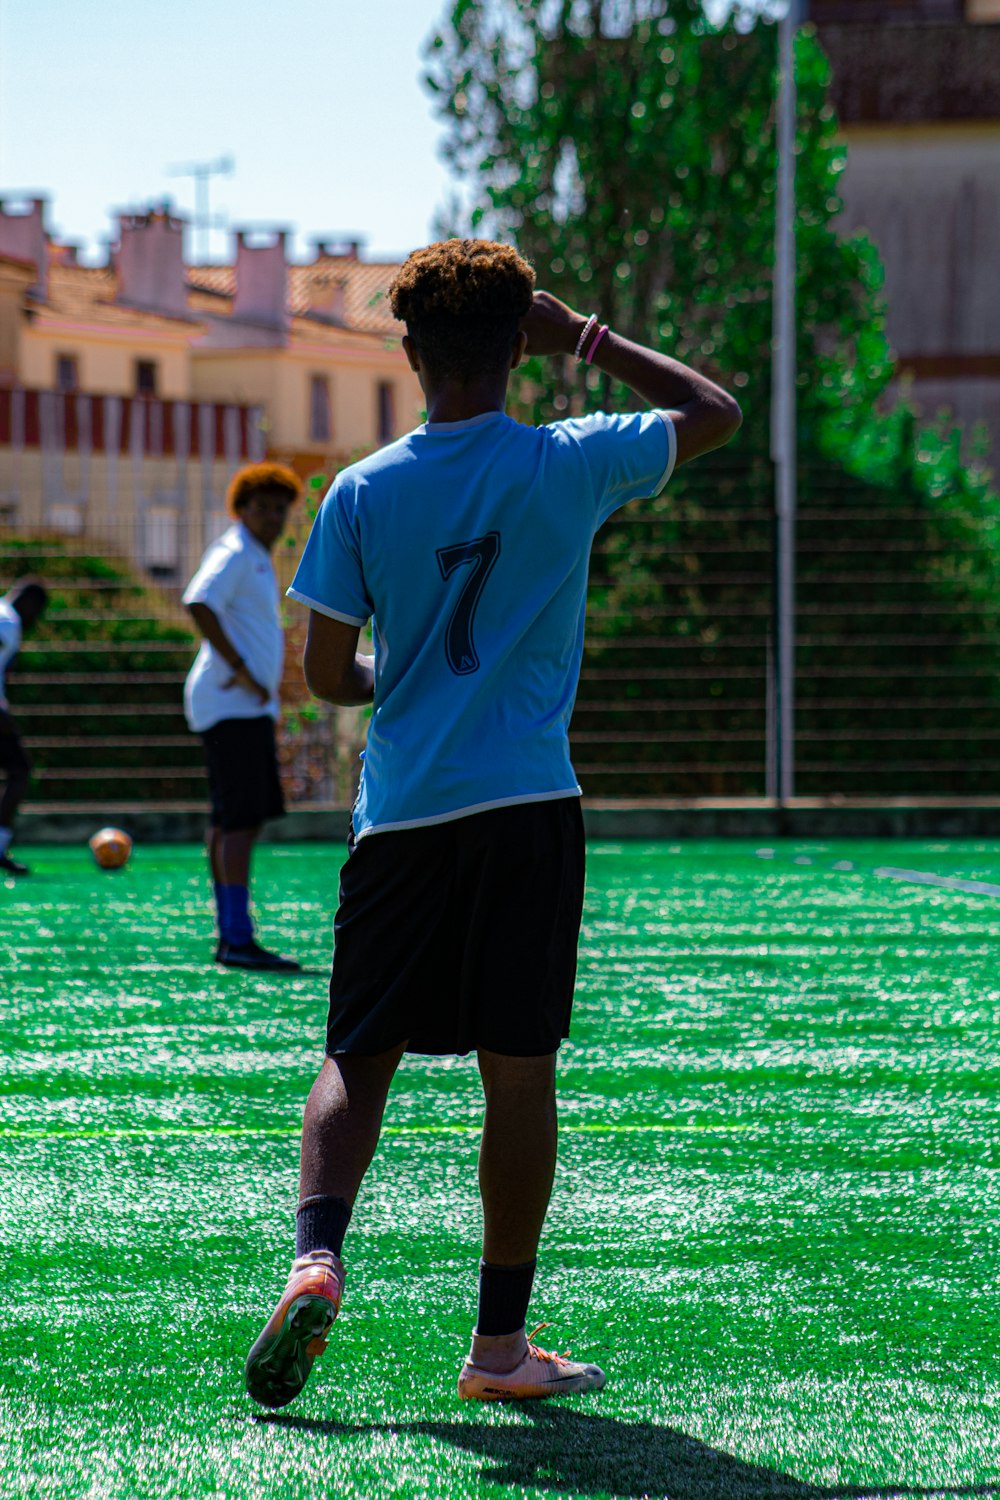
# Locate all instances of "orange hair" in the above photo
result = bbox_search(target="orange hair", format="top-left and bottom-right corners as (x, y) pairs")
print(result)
(225, 461), (303, 518)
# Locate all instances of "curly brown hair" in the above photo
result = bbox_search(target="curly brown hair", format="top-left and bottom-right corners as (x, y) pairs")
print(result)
(389, 239), (536, 384)
(225, 461), (303, 518)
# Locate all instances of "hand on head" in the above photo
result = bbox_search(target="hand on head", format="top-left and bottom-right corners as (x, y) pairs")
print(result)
(519, 291), (588, 359)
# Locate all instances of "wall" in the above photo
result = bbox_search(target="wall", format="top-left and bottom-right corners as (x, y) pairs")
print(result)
(0, 269), (29, 384)
(0, 389), (262, 580)
(192, 341), (423, 454)
(838, 121), (1000, 443)
(19, 325), (192, 400)
(189, 351), (281, 425)
(0, 448), (242, 580)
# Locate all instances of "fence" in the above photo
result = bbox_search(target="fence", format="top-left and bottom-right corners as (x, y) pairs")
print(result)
(2, 442), (999, 811)
(577, 446), (1000, 797)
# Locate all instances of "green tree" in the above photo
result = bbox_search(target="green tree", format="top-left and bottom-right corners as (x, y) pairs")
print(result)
(424, 0), (893, 445)
(423, 0), (1000, 796)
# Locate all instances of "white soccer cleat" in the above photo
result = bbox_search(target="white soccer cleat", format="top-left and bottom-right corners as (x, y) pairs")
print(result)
(458, 1324), (606, 1401)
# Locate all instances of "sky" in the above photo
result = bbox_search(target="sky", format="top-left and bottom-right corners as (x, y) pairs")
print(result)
(0, 0), (456, 264)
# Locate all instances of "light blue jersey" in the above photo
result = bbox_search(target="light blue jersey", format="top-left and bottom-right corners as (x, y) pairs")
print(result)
(288, 409), (676, 838)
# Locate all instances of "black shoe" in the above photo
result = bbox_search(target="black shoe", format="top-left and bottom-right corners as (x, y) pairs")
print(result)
(0, 853), (29, 876)
(216, 939), (301, 972)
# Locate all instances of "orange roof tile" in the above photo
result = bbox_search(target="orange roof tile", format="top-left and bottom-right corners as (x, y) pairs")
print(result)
(26, 254), (408, 343)
(35, 262), (202, 331)
(187, 255), (404, 335)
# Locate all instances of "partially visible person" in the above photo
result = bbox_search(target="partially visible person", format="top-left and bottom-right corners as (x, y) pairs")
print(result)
(0, 578), (48, 877)
(183, 462), (303, 971)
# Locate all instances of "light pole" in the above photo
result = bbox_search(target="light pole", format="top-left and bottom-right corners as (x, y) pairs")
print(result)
(767, 0), (806, 804)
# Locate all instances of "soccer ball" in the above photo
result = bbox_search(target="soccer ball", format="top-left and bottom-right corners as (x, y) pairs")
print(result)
(89, 827), (133, 870)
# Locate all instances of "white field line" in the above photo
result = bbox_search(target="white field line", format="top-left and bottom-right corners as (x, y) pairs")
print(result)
(874, 866), (1000, 899)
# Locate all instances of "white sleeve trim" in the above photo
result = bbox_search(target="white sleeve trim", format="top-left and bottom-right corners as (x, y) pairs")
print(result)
(651, 412), (678, 496)
(286, 586), (369, 627)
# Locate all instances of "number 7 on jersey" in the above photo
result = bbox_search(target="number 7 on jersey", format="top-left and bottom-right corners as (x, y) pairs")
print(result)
(435, 532), (501, 676)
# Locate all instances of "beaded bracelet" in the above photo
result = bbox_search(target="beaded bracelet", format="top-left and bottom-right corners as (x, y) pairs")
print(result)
(573, 314), (598, 361)
(585, 324), (610, 365)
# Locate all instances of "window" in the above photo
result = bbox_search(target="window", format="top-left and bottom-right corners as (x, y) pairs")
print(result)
(309, 374), (332, 443)
(967, 0), (1000, 18)
(49, 502), (85, 535)
(56, 354), (79, 392)
(145, 504), (180, 579)
(377, 381), (396, 444)
(135, 359), (158, 396)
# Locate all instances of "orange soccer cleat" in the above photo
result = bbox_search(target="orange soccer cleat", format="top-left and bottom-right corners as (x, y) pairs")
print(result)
(244, 1249), (345, 1408)
(458, 1324), (606, 1402)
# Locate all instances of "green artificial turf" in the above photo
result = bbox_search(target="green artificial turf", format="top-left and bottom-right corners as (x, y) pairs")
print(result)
(2, 839), (999, 1499)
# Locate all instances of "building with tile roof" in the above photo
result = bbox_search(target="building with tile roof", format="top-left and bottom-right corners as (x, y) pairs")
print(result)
(0, 198), (423, 580)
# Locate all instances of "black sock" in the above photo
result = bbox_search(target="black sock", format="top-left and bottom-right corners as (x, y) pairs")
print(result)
(295, 1195), (352, 1258)
(475, 1258), (537, 1337)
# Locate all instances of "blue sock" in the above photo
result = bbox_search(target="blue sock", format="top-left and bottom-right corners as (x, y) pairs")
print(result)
(213, 881), (225, 936)
(219, 885), (253, 947)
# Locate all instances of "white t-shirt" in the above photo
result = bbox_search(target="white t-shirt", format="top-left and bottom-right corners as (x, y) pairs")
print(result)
(182, 522), (284, 733)
(0, 599), (23, 712)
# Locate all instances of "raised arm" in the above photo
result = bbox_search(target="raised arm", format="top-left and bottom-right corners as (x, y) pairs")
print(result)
(520, 291), (742, 466)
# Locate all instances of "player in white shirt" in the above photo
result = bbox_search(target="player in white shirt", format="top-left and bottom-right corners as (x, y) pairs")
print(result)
(183, 463), (302, 970)
(0, 578), (48, 876)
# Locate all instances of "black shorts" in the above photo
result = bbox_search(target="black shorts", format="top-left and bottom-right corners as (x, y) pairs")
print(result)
(326, 797), (586, 1058)
(0, 714), (30, 776)
(200, 716), (285, 832)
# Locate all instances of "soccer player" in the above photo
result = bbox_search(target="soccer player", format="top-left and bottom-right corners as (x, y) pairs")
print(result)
(183, 462), (303, 972)
(0, 578), (48, 877)
(244, 240), (742, 1406)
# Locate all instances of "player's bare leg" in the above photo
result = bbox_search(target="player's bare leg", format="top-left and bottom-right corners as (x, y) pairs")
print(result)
(0, 767), (27, 830)
(478, 1050), (557, 1265)
(298, 1045), (406, 1205)
(0, 764), (30, 875)
(244, 1044), (405, 1408)
(470, 1049), (557, 1376)
(207, 826), (224, 883)
(459, 1048), (604, 1397)
(219, 825), (257, 886)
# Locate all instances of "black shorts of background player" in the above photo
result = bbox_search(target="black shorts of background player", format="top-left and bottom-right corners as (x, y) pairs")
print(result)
(0, 578), (48, 877)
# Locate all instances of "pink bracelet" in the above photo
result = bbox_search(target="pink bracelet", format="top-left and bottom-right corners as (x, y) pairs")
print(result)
(585, 323), (609, 365)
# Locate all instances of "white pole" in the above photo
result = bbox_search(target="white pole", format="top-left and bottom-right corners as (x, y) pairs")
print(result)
(769, 0), (801, 804)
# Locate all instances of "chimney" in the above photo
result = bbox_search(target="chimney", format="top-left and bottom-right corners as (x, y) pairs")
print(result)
(0, 197), (49, 298)
(311, 235), (365, 263)
(308, 272), (347, 323)
(48, 240), (81, 267)
(232, 229), (290, 332)
(116, 205), (188, 317)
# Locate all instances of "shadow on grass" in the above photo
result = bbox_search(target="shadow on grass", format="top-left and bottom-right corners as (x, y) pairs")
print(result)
(257, 1405), (1000, 1499)
(216, 966), (329, 979)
